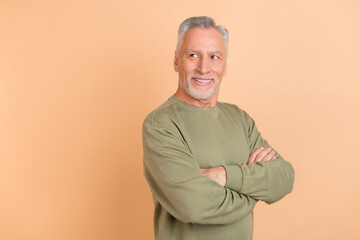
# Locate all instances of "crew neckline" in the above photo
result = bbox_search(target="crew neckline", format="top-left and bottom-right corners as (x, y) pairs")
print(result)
(169, 94), (218, 113)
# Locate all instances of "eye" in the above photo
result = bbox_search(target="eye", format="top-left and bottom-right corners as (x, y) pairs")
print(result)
(211, 55), (220, 60)
(189, 53), (199, 58)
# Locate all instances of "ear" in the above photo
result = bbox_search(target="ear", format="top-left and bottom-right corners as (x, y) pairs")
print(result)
(223, 62), (227, 76)
(174, 51), (179, 72)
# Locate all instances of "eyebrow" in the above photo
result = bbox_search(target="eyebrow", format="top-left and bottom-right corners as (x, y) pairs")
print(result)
(185, 49), (224, 56)
(208, 51), (223, 56)
(185, 49), (201, 54)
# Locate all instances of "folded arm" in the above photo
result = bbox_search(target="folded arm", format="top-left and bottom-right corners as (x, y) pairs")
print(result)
(201, 146), (277, 186)
(202, 113), (295, 204)
(143, 118), (257, 225)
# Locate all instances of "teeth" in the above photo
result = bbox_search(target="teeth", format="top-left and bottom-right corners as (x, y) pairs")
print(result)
(194, 78), (211, 83)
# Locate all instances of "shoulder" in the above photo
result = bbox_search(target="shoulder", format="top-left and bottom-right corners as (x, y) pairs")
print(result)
(217, 102), (258, 136)
(143, 97), (179, 129)
(217, 101), (252, 121)
(142, 98), (186, 144)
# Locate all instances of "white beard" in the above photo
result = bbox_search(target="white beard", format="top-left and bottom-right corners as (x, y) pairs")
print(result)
(180, 75), (219, 100)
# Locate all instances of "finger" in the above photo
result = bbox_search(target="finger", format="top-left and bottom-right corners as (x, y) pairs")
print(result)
(248, 147), (263, 164)
(248, 147), (264, 164)
(261, 150), (276, 162)
(254, 147), (272, 163)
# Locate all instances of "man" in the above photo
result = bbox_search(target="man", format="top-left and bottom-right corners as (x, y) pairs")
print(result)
(142, 16), (294, 240)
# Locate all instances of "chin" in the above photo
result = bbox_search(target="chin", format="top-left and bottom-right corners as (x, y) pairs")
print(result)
(188, 88), (217, 100)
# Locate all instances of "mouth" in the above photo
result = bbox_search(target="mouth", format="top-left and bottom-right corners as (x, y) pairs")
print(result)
(192, 77), (213, 86)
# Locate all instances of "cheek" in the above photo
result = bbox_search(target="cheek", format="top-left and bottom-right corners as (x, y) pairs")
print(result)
(182, 65), (196, 76)
(213, 66), (226, 77)
(182, 59), (198, 70)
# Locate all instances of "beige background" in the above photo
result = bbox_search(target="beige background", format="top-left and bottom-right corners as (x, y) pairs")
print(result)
(1, 0), (359, 239)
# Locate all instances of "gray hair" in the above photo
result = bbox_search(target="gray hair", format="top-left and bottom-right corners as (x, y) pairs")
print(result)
(176, 16), (229, 58)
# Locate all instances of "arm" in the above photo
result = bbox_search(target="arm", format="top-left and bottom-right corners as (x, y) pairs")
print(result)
(142, 116), (257, 225)
(223, 113), (295, 204)
(201, 147), (276, 187)
(203, 113), (294, 204)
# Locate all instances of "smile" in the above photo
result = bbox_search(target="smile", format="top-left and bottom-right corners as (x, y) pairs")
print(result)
(193, 77), (212, 83)
(195, 79), (211, 83)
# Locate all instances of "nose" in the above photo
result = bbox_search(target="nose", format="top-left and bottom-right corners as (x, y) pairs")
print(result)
(197, 56), (210, 74)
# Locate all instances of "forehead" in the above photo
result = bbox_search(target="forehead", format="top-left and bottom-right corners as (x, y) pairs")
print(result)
(181, 27), (226, 53)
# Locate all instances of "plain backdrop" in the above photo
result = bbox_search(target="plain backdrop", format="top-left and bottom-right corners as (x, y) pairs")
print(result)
(1, 0), (359, 239)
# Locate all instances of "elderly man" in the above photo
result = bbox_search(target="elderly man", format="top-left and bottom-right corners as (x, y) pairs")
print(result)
(142, 16), (294, 240)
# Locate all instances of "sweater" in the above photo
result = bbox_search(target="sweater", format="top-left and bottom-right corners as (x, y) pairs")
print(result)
(142, 95), (295, 240)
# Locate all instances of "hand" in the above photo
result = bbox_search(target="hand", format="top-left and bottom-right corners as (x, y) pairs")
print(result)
(247, 147), (276, 164)
(201, 166), (227, 187)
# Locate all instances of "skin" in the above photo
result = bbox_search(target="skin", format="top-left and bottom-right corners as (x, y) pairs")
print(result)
(174, 26), (276, 186)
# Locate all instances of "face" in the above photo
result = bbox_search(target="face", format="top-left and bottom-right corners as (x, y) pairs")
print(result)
(174, 27), (227, 106)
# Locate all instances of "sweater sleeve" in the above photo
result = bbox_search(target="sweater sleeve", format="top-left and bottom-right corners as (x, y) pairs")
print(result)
(223, 112), (295, 204)
(142, 116), (257, 225)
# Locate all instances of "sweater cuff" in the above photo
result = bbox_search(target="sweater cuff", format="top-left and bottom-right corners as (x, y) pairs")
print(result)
(223, 163), (245, 193)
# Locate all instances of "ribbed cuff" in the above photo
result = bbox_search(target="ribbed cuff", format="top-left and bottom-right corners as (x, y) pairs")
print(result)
(223, 163), (245, 193)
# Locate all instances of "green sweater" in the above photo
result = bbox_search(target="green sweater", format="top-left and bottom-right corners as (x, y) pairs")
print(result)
(142, 95), (294, 240)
